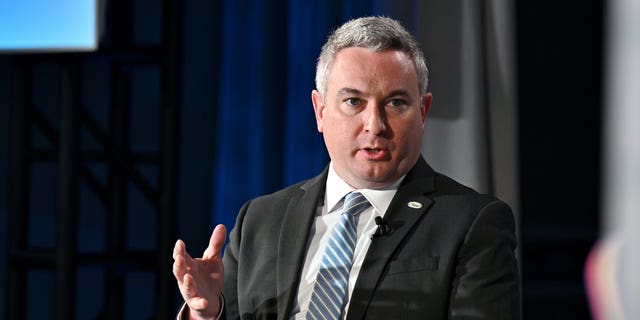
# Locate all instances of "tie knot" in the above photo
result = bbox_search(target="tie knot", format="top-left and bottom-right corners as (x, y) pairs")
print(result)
(343, 192), (371, 216)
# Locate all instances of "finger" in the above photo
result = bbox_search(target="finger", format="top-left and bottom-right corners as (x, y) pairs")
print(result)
(203, 224), (227, 259)
(173, 254), (188, 283)
(174, 239), (194, 262)
(188, 296), (209, 311)
(182, 272), (196, 296)
(173, 240), (195, 284)
(173, 239), (185, 260)
(182, 273), (210, 310)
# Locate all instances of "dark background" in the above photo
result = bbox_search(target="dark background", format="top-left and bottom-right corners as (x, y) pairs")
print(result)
(0, 0), (604, 318)
(517, 1), (603, 318)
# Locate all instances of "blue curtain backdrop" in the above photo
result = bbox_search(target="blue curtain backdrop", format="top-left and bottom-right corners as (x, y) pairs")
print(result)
(211, 0), (421, 229)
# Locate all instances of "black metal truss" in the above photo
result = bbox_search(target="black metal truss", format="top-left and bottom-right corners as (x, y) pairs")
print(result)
(6, 0), (182, 319)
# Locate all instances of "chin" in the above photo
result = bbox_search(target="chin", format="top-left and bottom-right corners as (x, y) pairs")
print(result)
(357, 168), (397, 186)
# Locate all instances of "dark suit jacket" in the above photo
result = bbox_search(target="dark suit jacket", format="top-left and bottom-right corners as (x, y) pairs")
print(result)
(222, 156), (520, 319)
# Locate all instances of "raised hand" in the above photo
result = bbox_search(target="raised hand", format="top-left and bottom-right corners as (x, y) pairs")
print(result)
(173, 224), (227, 320)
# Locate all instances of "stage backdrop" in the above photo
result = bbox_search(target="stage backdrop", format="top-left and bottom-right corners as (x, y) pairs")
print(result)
(201, 0), (519, 235)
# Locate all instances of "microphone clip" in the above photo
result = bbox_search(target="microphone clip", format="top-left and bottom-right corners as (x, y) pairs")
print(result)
(372, 216), (389, 239)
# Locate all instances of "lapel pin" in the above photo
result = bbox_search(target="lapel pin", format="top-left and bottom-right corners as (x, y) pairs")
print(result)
(407, 201), (423, 209)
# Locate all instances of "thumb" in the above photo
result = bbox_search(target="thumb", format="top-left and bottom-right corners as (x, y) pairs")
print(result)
(203, 224), (227, 259)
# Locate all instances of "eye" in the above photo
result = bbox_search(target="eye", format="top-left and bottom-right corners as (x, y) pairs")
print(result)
(389, 99), (407, 108)
(345, 98), (361, 107)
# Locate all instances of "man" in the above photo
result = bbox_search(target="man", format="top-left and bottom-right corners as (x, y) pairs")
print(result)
(173, 16), (520, 320)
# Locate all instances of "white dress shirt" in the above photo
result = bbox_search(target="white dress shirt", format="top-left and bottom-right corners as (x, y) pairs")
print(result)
(291, 163), (402, 319)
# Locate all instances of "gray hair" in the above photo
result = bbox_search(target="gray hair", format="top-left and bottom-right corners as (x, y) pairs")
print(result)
(315, 16), (429, 96)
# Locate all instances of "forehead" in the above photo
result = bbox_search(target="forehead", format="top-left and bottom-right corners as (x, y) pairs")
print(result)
(327, 47), (419, 93)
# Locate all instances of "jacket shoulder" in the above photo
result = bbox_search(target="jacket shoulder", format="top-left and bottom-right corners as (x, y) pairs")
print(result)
(432, 172), (479, 196)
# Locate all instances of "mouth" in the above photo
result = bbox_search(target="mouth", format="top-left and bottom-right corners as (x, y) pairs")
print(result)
(361, 147), (389, 160)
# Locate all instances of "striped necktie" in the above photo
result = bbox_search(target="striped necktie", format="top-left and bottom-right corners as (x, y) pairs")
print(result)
(306, 191), (371, 320)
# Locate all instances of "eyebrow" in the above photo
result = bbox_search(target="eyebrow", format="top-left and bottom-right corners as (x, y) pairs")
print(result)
(336, 88), (412, 98)
(337, 87), (363, 96)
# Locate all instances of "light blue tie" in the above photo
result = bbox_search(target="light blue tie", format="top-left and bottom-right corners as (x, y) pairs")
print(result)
(306, 192), (371, 320)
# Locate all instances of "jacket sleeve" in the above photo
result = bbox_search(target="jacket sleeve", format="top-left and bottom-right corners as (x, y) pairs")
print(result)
(448, 200), (521, 320)
(220, 200), (252, 320)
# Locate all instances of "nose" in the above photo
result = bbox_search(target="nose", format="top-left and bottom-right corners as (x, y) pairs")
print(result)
(363, 104), (387, 135)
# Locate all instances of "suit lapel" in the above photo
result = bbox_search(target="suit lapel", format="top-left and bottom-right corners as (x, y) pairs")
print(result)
(276, 169), (328, 320)
(346, 157), (437, 320)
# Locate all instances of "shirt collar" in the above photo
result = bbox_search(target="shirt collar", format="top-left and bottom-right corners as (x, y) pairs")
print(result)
(325, 162), (403, 216)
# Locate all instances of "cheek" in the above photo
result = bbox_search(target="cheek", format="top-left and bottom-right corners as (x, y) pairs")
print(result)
(326, 115), (359, 137)
(323, 121), (350, 145)
(393, 120), (424, 146)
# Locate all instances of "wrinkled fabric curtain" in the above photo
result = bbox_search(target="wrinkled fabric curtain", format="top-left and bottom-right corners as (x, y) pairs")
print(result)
(419, 0), (518, 212)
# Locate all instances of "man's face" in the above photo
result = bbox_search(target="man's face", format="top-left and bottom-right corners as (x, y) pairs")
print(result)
(312, 47), (432, 189)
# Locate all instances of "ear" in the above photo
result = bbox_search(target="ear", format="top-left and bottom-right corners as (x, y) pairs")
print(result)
(420, 92), (433, 125)
(311, 90), (325, 132)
